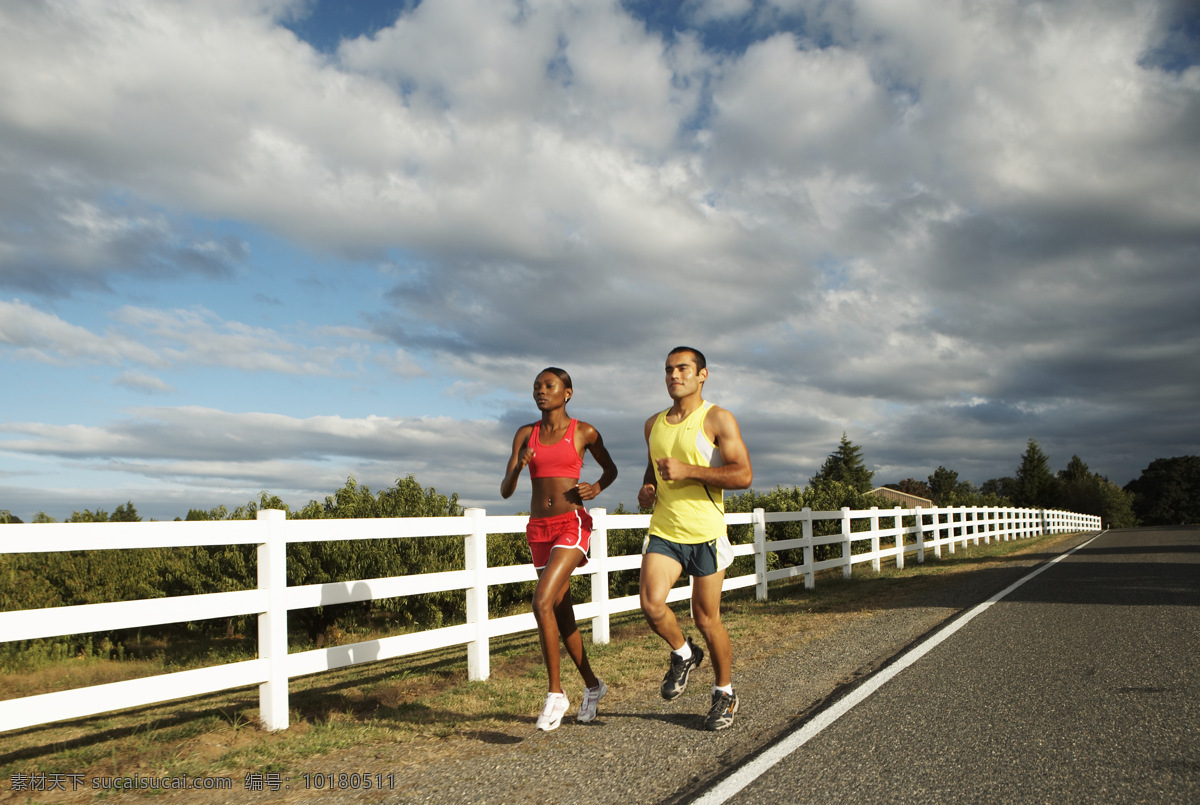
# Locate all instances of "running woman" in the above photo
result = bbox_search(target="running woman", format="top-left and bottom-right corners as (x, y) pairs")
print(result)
(501, 367), (618, 731)
(638, 347), (753, 730)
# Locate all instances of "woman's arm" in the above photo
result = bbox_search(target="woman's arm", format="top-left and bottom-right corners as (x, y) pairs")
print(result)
(500, 425), (535, 499)
(572, 422), (618, 501)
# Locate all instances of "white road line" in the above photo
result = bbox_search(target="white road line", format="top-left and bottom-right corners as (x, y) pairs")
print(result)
(692, 532), (1105, 805)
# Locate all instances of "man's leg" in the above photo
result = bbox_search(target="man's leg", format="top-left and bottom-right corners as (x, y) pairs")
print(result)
(692, 569), (739, 730)
(690, 570), (731, 687)
(639, 550), (685, 649)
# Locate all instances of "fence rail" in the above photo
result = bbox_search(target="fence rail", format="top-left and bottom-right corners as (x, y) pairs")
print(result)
(0, 505), (1100, 733)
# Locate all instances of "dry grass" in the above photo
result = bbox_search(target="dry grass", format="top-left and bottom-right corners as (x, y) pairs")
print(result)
(0, 531), (1086, 801)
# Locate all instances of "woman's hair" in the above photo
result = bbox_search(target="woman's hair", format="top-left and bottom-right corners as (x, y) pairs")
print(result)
(538, 366), (573, 390)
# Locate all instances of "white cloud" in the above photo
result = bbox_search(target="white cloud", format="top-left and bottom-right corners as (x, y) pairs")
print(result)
(114, 371), (175, 395)
(0, 300), (372, 376)
(0, 299), (164, 367)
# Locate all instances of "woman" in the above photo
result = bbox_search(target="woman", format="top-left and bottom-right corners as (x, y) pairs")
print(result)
(501, 367), (618, 731)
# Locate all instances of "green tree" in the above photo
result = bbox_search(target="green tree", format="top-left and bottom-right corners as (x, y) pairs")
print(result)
(1057, 455), (1104, 517)
(980, 477), (1015, 502)
(19, 499), (168, 633)
(927, 466), (959, 504)
(811, 433), (874, 493)
(66, 507), (109, 523)
(111, 501), (141, 522)
(183, 505), (230, 521)
(1125, 456), (1200, 525)
(1055, 456), (1139, 527)
(1013, 440), (1059, 508)
(891, 478), (932, 500)
(231, 491), (291, 520)
(1098, 478), (1138, 528)
(287, 476), (467, 641)
(1059, 455), (1091, 483)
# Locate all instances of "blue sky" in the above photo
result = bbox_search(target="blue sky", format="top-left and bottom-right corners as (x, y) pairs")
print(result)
(2, 0), (1198, 522)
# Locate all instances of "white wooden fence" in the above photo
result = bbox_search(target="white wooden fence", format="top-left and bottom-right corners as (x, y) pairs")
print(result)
(0, 505), (1100, 734)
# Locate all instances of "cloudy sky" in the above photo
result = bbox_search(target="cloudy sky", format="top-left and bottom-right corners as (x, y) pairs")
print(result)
(1, 0), (1197, 522)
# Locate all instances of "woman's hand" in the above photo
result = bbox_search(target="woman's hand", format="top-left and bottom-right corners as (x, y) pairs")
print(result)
(572, 481), (600, 502)
(517, 445), (535, 470)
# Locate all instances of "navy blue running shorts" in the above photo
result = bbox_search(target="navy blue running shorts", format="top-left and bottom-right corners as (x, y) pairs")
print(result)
(643, 533), (733, 577)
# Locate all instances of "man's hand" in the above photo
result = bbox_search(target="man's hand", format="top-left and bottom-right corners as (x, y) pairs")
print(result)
(638, 483), (657, 509)
(655, 456), (692, 482)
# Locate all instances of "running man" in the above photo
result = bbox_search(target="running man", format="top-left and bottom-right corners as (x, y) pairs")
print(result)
(637, 346), (753, 730)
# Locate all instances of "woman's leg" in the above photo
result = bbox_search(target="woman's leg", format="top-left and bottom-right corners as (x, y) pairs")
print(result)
(533, 547), (598, 691)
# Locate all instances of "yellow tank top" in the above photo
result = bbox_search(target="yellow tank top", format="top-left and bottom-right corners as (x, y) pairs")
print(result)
(648, 401), (725, 544)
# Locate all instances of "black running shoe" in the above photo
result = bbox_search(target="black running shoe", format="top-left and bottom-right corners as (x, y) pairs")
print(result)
(704, 689), (739, 731)
(660, 637), (704, 700)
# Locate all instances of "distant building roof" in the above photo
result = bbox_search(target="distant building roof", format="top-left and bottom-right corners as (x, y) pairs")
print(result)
(871, 487), (934, 508)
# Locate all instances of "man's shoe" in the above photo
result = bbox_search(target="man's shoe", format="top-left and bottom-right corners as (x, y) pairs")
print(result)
(535, 692), (570, 731)
(576, 680), (607, 723)
(660, 637), (704, 700)
(704, 689), (739, 731)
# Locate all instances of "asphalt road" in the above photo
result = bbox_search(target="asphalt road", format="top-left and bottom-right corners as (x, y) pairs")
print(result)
(699, 526), (1200, 804)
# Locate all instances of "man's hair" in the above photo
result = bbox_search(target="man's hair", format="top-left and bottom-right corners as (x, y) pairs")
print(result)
(667, 346), (706, 372)
(539, 366), (573, 389)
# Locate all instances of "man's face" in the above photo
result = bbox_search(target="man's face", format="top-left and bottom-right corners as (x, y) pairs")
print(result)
(664, 351), (706, 400)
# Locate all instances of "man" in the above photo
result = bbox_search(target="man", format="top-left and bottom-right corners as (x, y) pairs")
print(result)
(638, 346), (753, 730)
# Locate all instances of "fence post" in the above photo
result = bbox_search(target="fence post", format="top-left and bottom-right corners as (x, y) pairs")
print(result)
(841, 507), (852, 579)
(590, 507), (610, 644)
(915, 506), (925, 563)
(753, 508), (768, 602)
(869, 507), (881, 572)
(802, 507), (815, 589)
(464, 508), (490, 682)
(256, 508), (288, 731)
(894, 506), (905, 569)
(926, 511), (936, 561)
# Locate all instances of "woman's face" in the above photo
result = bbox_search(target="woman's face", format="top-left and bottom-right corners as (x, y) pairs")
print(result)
(533, 371), (571, 410)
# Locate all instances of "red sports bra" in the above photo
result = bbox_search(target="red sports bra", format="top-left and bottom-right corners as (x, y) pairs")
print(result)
(527, 419), (583, 479)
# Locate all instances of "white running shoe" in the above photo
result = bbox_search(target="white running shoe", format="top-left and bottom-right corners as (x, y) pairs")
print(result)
(535, 692), (570, 732)
(576, 680), (607, 724)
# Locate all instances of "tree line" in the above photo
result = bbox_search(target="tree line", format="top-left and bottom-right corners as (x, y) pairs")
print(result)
(805, 434), (1197, 530)
(1, 443), (1195, 667)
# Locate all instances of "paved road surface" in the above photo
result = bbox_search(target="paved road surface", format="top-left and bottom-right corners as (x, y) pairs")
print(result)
(696, 526), (1199, 804)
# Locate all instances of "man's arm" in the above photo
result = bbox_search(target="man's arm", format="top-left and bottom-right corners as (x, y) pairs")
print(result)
(655, 406), (752, 490)
(637, 414), (658, 509)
